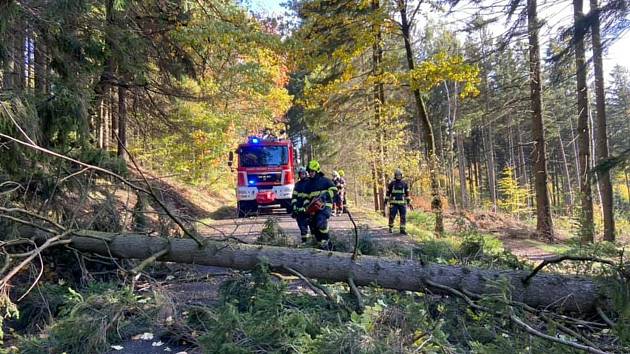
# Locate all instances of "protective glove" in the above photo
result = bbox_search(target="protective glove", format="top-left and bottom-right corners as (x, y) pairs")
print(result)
(291, 211), (297, 219)
(384, 197), (389, 204)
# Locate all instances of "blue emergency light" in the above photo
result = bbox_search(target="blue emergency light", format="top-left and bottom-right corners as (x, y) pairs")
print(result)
(249, 180), (255, 185)
(251, 138), (259, 144)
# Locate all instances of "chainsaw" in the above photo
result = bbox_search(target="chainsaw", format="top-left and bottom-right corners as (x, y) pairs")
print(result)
(306, 192), (327, 216)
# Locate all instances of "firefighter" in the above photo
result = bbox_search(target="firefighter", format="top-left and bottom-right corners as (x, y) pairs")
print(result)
(304, 160), (337, 249)
(339, 170), (347, 210)
(385, 169), (410, 235)
(331, 170), (346, 216)
(291, 167), (311, 242)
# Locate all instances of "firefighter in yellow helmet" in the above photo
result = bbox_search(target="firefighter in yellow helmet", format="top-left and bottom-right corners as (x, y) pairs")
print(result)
(303, 160), (337, 249)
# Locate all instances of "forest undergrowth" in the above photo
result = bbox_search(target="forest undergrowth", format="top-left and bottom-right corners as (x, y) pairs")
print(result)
(0, 131), (627, 353)
(1, 169), (629, 353)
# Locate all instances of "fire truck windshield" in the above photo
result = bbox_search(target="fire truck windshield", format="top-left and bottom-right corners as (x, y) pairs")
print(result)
(239, 146), (288, 167)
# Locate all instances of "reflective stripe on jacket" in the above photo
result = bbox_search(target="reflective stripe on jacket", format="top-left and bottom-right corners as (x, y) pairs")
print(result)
(291, 178), (310, 212)
(304, 173), (337, 208)
(386, 179), (410, 205)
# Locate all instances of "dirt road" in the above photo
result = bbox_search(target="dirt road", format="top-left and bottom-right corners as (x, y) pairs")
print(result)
(199, 209), (368, 241)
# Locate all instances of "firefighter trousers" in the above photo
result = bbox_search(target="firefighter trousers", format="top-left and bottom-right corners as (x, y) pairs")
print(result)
(388, 204), (407, 231)
(309, 207), (331, 241)
(296, 213), (310, 236)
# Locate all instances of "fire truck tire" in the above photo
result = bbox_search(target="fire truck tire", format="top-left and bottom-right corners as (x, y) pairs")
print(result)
(237, 201), (257, 218)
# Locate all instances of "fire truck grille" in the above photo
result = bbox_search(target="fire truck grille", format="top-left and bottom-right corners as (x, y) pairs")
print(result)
(248, 173), (282, 184)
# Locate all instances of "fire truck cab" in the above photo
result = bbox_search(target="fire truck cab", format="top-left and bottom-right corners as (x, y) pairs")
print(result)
(229, 135), (295, 217)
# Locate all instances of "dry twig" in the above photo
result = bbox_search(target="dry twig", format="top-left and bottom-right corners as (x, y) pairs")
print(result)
(347, 275), (364, 313)
(0, 231), (73, 290)
(130, 247), (170, 275)
(523, 255), (618, 284)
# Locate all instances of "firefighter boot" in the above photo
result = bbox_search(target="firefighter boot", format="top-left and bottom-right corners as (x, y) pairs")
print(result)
(400, 227), (407, 235)
(319, 239), (333, 251)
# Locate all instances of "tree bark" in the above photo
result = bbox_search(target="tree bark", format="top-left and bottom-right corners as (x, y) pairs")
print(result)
(590, 0), (615, 241)
(456, 133), (469, 208)
(117, 82), (127, 160)
(372, 0), (387, 215)
(445, 82), (458, 210)
(68, 232), (605, 313)
(573, 0), (594, 243)
(527, 0), (554, 240)
(556, 120), (574, 214)
(34, 34), (46, 95)
(2, 30), (14, 90)
(398, 0), (444, 235)
(14, 24), (25, 92)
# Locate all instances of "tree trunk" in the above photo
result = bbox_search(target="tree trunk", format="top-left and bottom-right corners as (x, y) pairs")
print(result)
(556, 120), (574, 214)
(569, 115), (581, 188)
(573, 0), (594, 243)
(590, 0), (615, 241)
(14, 25), (25, 92)
(372, 0), (387, 215)
(110, 86), (118, 146)
(456, 134), (469, 208)
(34, 34), (46, 95)
(445, 82), (458, 210)
(589, 108), (603, 216)
(516, 121), (529, 188)
(68, 232), (606, 313)
(527, 0), (554, 240)
(2, 32), (14, 90)
(398, 0), (443, 235)
(372, 160), (380, 212)
(117, 82), (127, 160)
(484, 124), (497, 211)
(98, 97), (105, 149)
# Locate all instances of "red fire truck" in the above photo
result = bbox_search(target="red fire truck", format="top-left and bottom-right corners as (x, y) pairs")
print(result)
(229, 135), (296, 217)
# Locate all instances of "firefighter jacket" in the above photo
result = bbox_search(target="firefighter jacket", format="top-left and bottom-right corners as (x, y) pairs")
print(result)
(386, 179), (410, 205)
(291, 177), (309, 213)
(304, 173), (337, 209)
(332, 176), (346, 192)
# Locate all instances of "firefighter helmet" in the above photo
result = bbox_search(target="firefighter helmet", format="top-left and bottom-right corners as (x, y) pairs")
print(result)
(332, 170), (339, 178)
(394, 169), (403, 179)
(307, 160), (321, 173)
(338, 170), (345, 177)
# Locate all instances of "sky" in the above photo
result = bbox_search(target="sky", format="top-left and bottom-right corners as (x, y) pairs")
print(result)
(246, 0), (630, 75)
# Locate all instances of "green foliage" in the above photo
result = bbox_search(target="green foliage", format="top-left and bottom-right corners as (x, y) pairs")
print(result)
(71, 148), (128, 176)
(408, 52), (480, 96)
(194, 264), (457, 353)
(258, 217), (292, 246)
(197, 264), (331, 352)
(0, 98), (38, 175)
(497, 167), (530, 216)
(17, 284), (162, 354)
(0, 291), (19, 346)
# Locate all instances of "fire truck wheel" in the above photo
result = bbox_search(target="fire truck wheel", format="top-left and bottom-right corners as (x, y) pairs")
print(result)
(237, 201), (257, 218)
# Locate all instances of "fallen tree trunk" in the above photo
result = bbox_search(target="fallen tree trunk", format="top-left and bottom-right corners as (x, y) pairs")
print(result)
(69, 231), (605, 313)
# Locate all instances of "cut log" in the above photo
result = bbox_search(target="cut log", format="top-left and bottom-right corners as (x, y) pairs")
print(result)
(69, 232), (604, 313)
